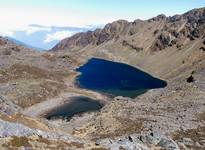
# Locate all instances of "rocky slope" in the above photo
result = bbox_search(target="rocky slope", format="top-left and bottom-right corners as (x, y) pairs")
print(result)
(0, 7), (205, 150)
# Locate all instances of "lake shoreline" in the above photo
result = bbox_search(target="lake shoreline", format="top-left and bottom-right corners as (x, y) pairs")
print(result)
(22, 71), (110, 118)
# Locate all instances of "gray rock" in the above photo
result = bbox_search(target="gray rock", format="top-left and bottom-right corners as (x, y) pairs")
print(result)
(177, 142), (188, 150)
(96, 133), (180, 150)
(96, 137), (149, 150)
(0, 119), (84, 144)
(182, 137), (194, 146)
(0, 119), (35, 137)
(200, 139), (205, 146)
(157, 137), (180, 150)
(146, 134), (161, 145)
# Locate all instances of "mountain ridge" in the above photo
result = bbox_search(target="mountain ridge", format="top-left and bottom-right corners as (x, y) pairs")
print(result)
(51, 7), (205, 53)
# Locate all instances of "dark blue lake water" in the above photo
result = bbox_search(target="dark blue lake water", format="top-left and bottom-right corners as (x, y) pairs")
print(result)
(76, 58), (167, 98)
(45, 96), (103, 120)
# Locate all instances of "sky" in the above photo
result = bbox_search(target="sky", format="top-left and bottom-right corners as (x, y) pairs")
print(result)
(1, 0), (205, 27)
(0, 0), (204, 46)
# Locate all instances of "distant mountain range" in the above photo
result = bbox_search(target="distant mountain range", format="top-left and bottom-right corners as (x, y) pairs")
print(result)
(4, 24), (103, 50)
(5, 36), (44, 51)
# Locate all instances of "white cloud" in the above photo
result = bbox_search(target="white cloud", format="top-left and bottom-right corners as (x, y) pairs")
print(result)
(0, 24), (52, 37)
(0, 5), (131, 38)
(0, 31), (14, 37)
(23, 25), (51, 35)
(44, 31), (75, 43)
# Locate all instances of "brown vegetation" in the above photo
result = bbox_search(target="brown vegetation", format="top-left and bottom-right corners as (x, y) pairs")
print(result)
(9, 136), (31, 148)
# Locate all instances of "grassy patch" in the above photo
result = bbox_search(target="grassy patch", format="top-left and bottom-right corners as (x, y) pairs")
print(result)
(36, 137), (84, 149)
(6, 136), (85, 149)
(9, 136), (31, 148)
(198, 112), (205, 121)
(0, 64), (71, 108)
(172, 127), (205, 149)
(93, 117), (144, 139)
(42, 53), (57, 61)
(16, 79), (66, 108)
(0, 64), (65, 83)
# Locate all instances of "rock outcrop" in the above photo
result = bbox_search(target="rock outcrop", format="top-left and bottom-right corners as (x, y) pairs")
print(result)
(96, 133), (180, 150)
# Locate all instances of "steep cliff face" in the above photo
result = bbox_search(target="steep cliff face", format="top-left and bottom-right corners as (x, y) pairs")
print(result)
(151, 8), (205, 51)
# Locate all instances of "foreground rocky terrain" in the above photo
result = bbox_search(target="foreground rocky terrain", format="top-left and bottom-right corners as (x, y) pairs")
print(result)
(0, 7), (205, 149)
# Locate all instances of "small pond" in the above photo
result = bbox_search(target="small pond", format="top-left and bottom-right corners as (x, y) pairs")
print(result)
(45, 96), (103, 120)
